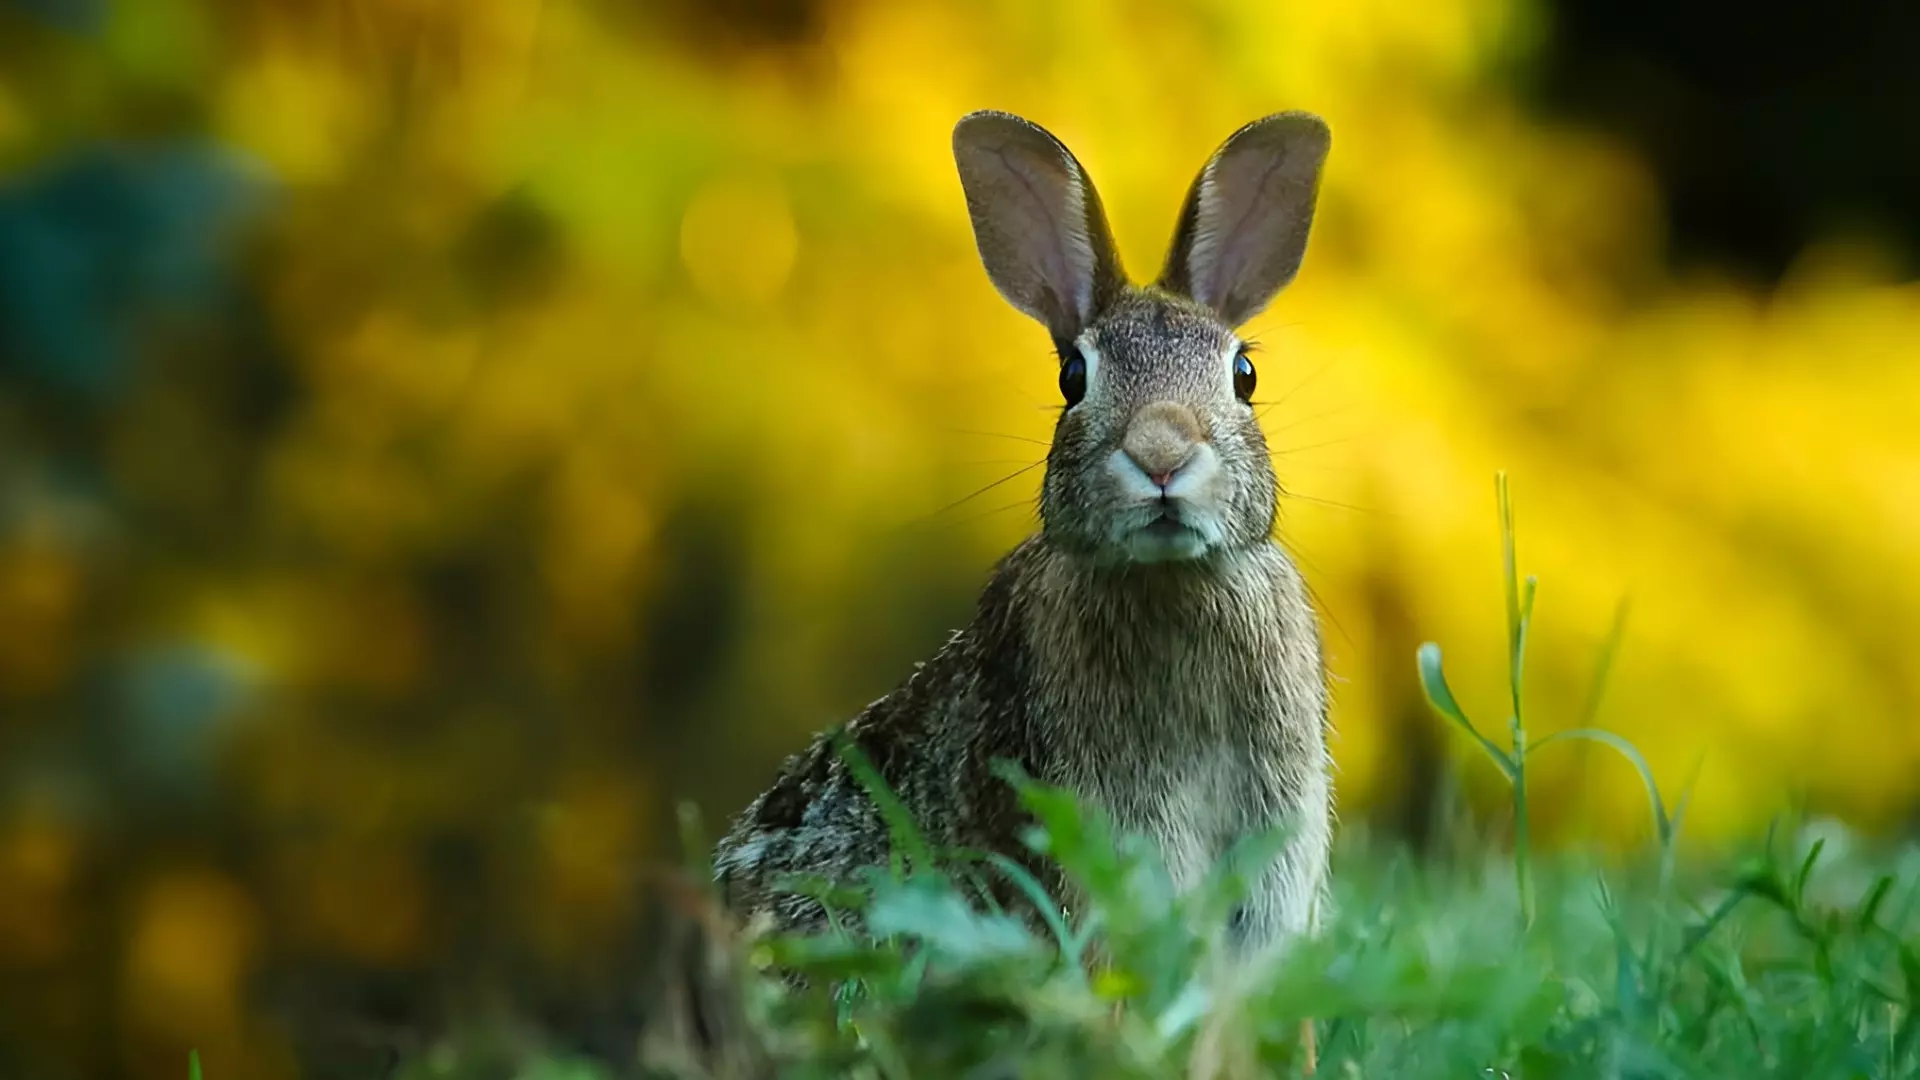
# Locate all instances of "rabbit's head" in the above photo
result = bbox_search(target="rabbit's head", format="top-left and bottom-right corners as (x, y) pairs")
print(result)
(953, 111), (1329, 565)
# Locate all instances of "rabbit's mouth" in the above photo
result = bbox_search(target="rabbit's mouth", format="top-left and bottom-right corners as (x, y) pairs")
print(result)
(1143, 510), (1190, 539)
(1095, 446), (1228, 562)
(1120, 505), (1213, 563)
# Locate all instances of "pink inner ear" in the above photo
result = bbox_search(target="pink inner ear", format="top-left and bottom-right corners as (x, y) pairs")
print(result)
(1192, 154), (1283, 314)
(1175, 118), (1327, 325)
(1184, 160), (1240, 312)
(955, 115), (1124, 338)
(998, 149), (1099, 327)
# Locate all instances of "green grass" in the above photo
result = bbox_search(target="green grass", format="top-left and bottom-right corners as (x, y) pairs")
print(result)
(364, 476), (1920, 1078)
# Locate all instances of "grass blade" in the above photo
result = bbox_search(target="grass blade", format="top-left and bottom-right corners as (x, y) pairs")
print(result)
(1418, 642), (1516, 781)
(836, 733), (936, 874)
(1530, 727), (1671, 845)
(1579, 597), (1632, 729)
(981, 851), (1081, 967)
(1498, 471), (1521, 691)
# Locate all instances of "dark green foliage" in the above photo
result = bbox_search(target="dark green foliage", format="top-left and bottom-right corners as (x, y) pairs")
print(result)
(373, 796), (1920, 1080)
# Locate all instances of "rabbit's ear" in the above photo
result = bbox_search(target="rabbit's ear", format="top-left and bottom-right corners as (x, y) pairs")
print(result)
(1158, 112), (1330, 327)
(953, 111), (1125, 341)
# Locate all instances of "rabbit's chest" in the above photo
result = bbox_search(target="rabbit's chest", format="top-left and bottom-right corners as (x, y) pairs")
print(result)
(1022, 544), (1329, 890)
(1122, 745), (1265, 890)
(1046, 663), (1301, 887)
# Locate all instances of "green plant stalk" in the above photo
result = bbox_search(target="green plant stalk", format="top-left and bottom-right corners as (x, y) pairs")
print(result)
(1498, 471), (1537, 928)
(1421, 476), (1672, 932)
(1507, 719), (1534, 928)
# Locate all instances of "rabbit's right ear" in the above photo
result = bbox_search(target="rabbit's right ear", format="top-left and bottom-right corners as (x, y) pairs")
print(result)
(953, 111), (1125, 342)
(1158, 112), (1330, 327)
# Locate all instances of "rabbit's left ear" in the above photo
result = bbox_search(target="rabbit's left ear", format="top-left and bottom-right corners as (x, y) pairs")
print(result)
(1158, 112), (1330, 327)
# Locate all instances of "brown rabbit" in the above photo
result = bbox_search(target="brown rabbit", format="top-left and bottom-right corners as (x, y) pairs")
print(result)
(714, 110), (1333, 956)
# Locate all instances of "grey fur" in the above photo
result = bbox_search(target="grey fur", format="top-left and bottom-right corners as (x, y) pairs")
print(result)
(714, 111), (1334, 955)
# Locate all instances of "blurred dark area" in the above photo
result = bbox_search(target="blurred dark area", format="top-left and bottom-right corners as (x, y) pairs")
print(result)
(1533, 0), (1920, 282)
(0, 0), (1916, 1077)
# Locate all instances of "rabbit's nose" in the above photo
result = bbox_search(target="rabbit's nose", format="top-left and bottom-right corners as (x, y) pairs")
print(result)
(1124, 402), (1204, 487)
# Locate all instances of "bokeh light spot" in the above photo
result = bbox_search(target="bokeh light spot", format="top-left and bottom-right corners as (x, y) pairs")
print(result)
(679, 174), (799, 307)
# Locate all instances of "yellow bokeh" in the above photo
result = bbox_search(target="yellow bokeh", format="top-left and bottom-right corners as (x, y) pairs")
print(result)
(142, 0), (1920, 841)
(123, 873), (258, 1038)
(3, 0), (1919, 1072)
(680, 174), (800, 306)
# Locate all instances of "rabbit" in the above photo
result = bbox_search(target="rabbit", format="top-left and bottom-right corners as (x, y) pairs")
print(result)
(713, 109), (1334, 958)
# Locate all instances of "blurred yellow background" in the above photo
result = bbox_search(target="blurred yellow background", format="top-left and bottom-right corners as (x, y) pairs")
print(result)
(1, 0), (1918, 1076)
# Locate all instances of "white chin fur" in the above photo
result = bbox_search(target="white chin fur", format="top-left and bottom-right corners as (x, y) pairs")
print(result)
(1124, 525), (1212, 563)
(1103, 446), (1228, 563)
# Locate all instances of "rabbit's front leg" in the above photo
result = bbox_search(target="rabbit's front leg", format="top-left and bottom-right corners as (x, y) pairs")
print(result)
(1225, 782), (1331, 955)
(1226, 796), (1329, 1076)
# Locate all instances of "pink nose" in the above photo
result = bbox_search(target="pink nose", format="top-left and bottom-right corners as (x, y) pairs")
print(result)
(1123, 402), (1205, 491)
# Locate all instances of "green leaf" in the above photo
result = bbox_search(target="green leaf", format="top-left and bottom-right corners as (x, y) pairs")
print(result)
(1731, 856), (1791, 909)
(1530, 727), (1670, 844)
(1579, 596), (1632, 728)
(189, 1051), (202, 1080)
(866, 875), (1042, 965)
(1613, 918), (1643, 1025)
(1676, 889), (1749, 960)
(997, 761), (1130, 901)
(1497, 471), (1522, 675)
(1792, 837), (1826, 908)
(1512, 573), (1537, 716)
(835, 733), (935, 873)
(1092, 967), (1145, 1000)
(763, 934), (900, 980)
(978, 851), (1080, 966)
(1858, 874), (1896, 932)
(1153, 978), (1213, 1042)
(1418, 642), (1516, 781)
(773, 872), (870, 918)
(1894, 943), (1920, 1063)
(1668, 754), (1704, 845)
(1201, 817), (1296, 909)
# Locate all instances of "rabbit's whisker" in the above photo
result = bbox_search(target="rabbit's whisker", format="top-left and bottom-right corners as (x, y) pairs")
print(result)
(941, 497), (1042, 531)
(1273, 530), (1357, 651)
(1272, 460), (1357, 475)
(1257, 402), (1354, 432)
(943, 427), (1051, 448)
(924, 459), (1046, 521)
(1272, 436), (1354, 457)
(1282, 491), (1392, 518)
(1263, 357), (1339, 411)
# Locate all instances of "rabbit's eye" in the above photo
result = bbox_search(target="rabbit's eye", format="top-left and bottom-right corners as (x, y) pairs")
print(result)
(1059, 353), (1088, 407)
(1233, 350), (1257, 402)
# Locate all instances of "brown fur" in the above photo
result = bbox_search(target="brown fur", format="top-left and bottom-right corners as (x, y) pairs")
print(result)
(714, 111), (1334, 956)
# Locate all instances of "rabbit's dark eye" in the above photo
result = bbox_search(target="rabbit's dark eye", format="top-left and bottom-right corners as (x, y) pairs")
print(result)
(1059, 352), (1088, 407)
(1233, 349), (1257, 402)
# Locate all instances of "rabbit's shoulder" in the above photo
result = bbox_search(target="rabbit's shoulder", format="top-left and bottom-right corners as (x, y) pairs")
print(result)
(713, 542), (1053, 911)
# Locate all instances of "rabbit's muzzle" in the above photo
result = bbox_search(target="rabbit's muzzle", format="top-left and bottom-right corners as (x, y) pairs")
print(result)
(1104, 400), (1229, 563)
(1121, 401), (1205, 484)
